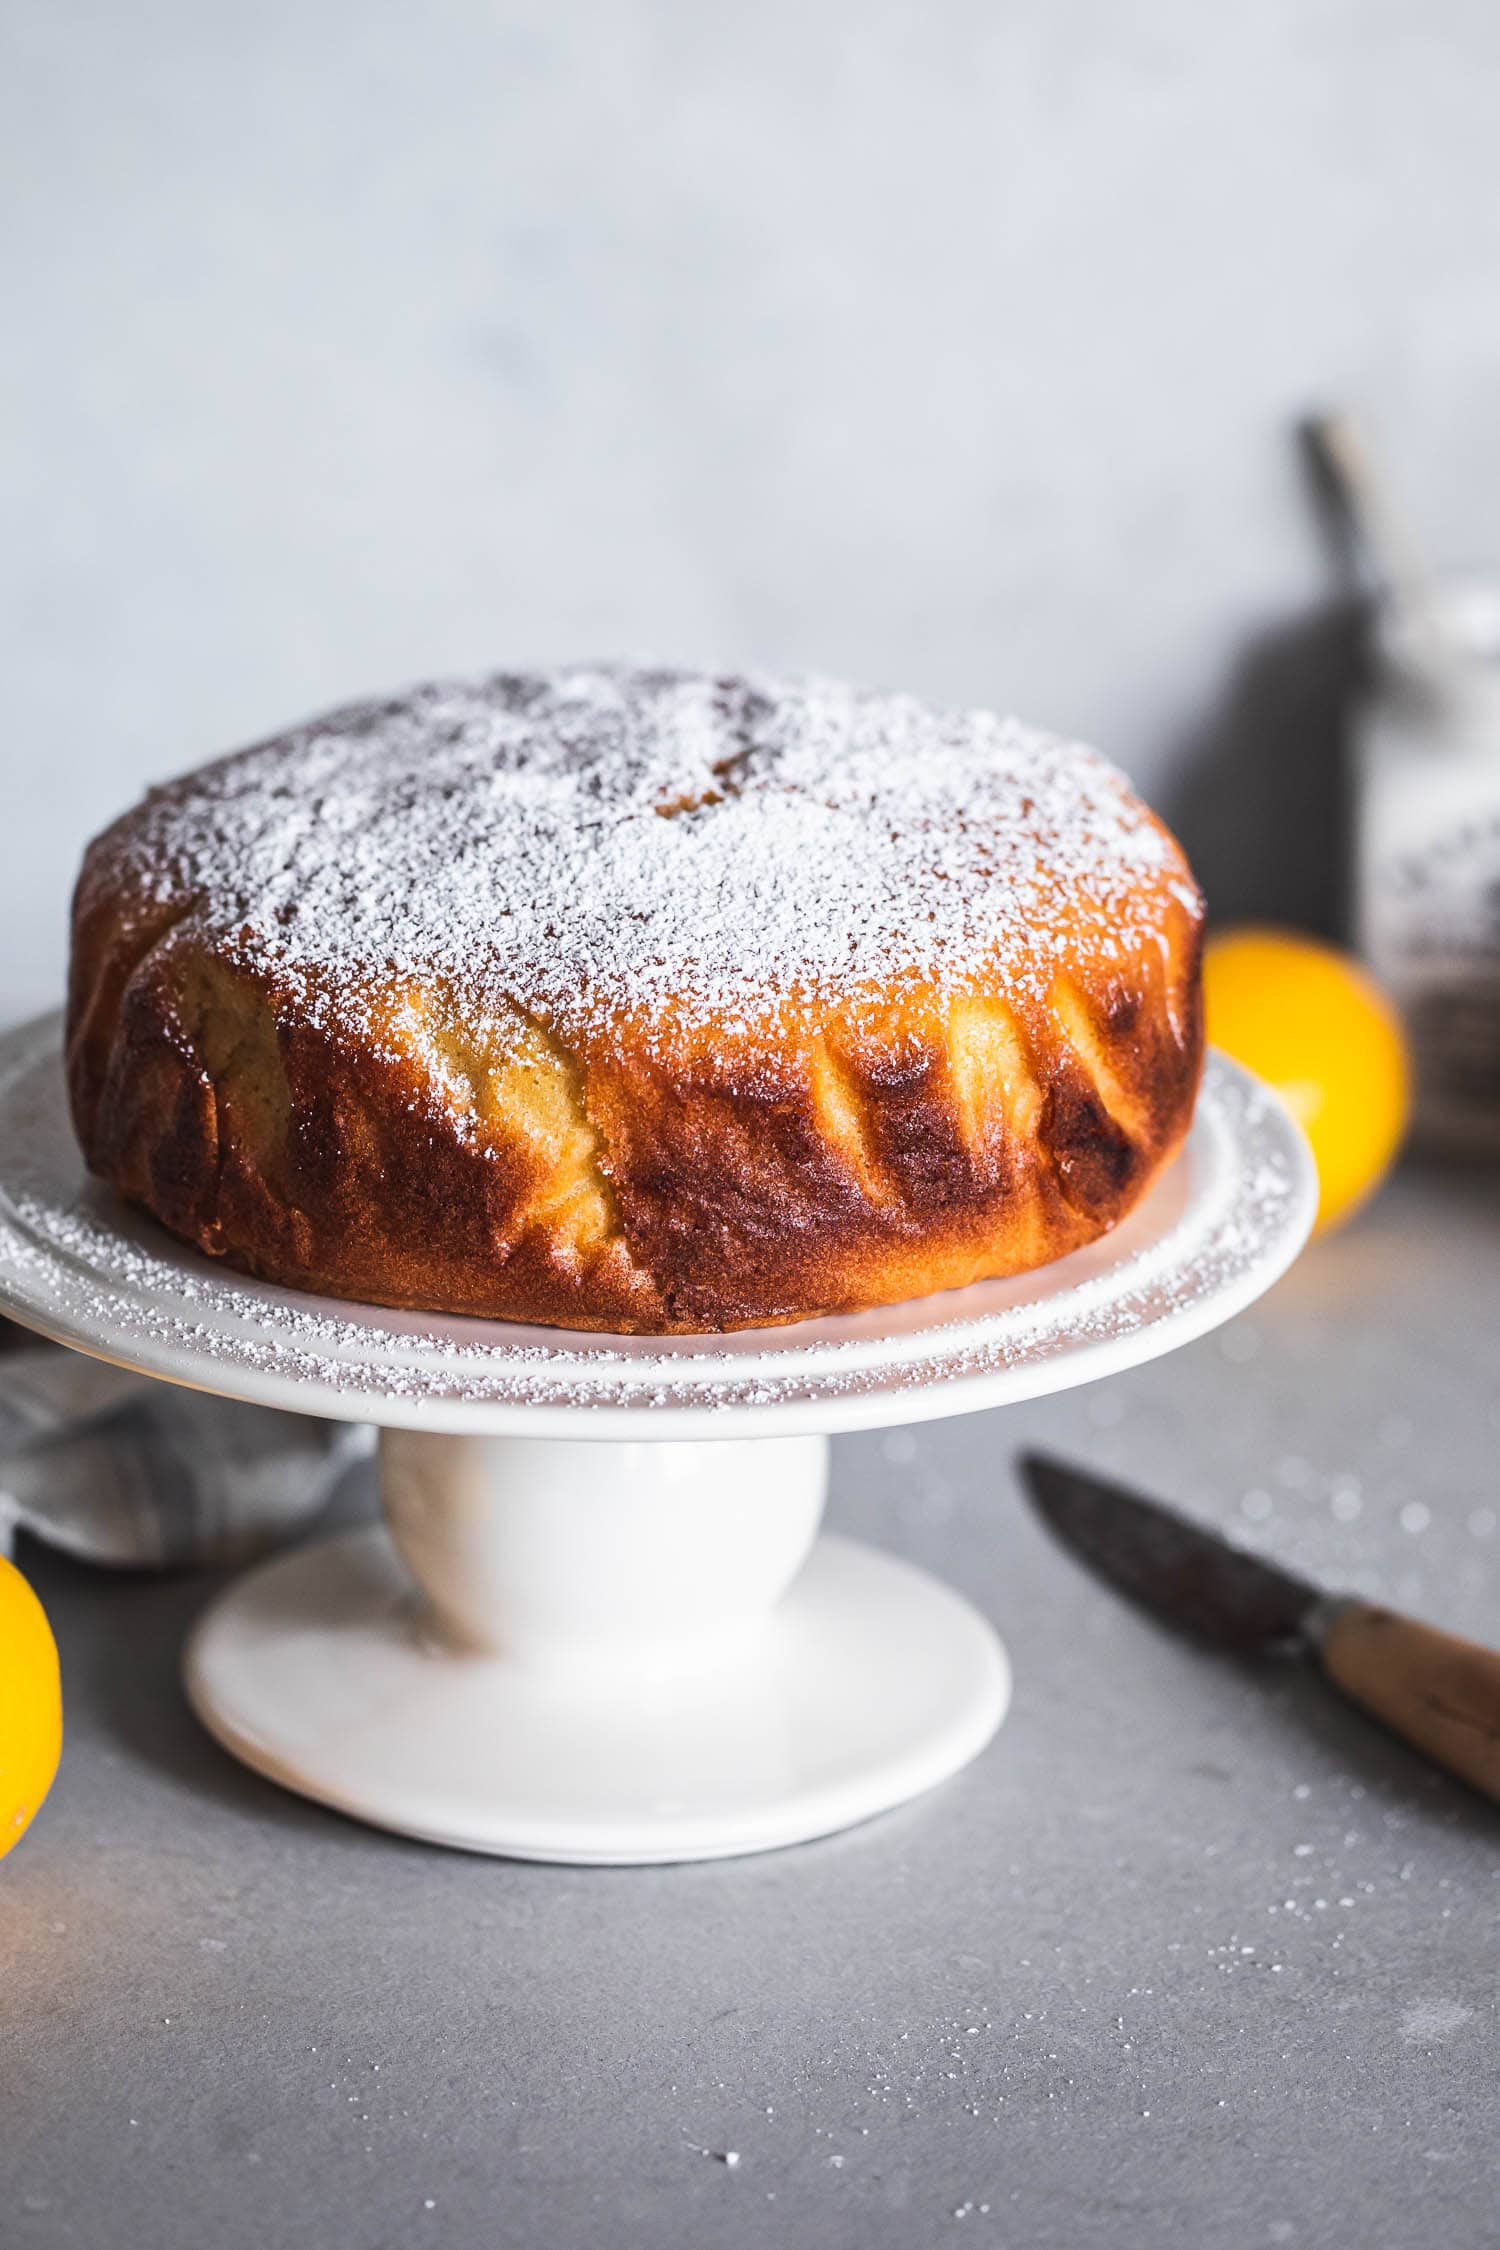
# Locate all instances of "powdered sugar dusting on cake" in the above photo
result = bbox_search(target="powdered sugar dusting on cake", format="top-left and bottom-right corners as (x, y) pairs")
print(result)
(108, 664), (1187, 1049)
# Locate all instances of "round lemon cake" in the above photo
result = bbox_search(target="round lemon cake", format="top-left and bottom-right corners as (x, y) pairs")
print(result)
(67, 664), (1204, 1332)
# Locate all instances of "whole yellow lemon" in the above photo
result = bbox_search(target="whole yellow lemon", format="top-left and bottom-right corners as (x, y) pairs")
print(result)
(0, 1553), (62, 1860)
(1203, 927), (1410, 1233)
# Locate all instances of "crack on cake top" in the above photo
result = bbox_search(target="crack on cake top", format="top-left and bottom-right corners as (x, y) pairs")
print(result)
(111, 662), (1191, 1048)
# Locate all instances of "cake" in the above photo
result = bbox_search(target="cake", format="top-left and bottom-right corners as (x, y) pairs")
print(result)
(66, 664), (1204, 1333)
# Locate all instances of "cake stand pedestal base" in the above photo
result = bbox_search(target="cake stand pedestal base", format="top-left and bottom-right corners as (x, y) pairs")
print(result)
(185, 1430), (1011, 1864)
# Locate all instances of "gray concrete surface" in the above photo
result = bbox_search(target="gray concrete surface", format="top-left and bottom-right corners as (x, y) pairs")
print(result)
(7, 2), (1500, 1019)
(3, 1161), (1497, 2248)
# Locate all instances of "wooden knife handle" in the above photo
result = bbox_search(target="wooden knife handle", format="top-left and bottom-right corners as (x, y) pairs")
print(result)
(1319, 1601), (1500, 1805)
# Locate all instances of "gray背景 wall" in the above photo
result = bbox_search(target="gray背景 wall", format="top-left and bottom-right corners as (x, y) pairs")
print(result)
(4, 0), (1500, 1022)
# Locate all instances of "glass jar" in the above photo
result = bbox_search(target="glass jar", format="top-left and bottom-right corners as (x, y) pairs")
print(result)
(1353, 575), (1500, 1158)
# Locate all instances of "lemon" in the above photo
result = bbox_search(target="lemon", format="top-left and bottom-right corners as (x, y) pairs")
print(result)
(0, 1553), (62, 1860)
(1203, 926), (1410, 1234)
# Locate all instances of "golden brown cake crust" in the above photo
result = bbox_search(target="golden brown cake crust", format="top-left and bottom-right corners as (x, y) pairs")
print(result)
(66, 665), (1204, 1333)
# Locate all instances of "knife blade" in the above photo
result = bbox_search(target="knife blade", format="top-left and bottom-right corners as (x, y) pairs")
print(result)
(1019, 1451), (1325, 1655)
(1019, 1450), (1500, 1805)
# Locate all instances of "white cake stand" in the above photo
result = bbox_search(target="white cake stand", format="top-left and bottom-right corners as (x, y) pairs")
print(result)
(0, 1016), (1315, 1863)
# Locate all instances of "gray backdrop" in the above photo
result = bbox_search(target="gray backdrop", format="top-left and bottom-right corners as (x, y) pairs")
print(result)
(5, 0), (1499, 1019)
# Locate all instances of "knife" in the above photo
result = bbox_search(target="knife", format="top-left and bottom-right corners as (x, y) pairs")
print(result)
(1019, 1451), (1500, 1805)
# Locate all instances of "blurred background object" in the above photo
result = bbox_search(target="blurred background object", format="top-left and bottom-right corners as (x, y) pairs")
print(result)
(1352, 572), (1500, 1158)
(5, 0), (1500, 1042)
(0, 1550), (61, 1861)
(1202, 926), (1409, 1232)
(1295, 412), (1500, 1158)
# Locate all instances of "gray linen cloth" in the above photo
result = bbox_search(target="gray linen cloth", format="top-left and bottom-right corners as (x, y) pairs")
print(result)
(0, 1320), (367, 1568)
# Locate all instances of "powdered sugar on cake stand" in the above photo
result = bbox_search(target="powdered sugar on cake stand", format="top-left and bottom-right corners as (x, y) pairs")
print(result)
(0, 1015), (1315, 1863)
